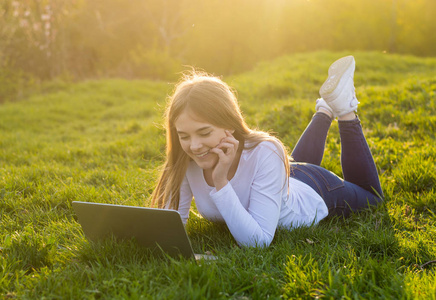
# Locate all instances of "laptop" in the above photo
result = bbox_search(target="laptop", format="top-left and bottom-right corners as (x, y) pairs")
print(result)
(72, 201), (216, 260)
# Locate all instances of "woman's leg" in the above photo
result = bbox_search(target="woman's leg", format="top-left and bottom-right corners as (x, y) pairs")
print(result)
(318, 55), (383, 199)
(290, 162), (383, 217)
(290, 55), (383, 216)
(291, 112), (332, 166)
(339, 116), (384, 198)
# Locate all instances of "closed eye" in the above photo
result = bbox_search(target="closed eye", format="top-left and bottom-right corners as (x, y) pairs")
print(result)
(199, 131), (212, 137)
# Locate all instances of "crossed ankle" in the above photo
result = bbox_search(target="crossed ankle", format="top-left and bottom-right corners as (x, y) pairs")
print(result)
(317, 108), (334, 119)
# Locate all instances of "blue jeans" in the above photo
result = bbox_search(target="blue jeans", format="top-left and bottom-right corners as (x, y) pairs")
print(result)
(290, 112), (383, 217)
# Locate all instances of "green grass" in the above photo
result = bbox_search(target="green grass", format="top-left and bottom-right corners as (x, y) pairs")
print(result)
(1, 51), (435, 299)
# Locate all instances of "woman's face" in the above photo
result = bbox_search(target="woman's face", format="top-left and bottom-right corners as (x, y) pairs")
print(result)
(174, 110), (228, 170)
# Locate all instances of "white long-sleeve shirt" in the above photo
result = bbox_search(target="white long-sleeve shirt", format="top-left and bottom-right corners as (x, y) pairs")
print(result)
(177, 141), (328, 247)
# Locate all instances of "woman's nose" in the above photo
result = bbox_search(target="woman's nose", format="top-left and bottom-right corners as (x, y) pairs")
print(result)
(190, 138), (202, 151)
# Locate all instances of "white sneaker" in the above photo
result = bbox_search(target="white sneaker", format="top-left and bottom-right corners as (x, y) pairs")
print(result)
(319, 55), (359, 117)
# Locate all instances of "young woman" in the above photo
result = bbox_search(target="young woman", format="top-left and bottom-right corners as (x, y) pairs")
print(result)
(152, 56), (383, 247)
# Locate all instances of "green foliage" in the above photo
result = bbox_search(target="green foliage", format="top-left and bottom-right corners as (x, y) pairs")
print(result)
(128, 46), (181, 81)
(0, 52), (435, 298)
(1, 0), (436, 100)
(0, 67), (38, 102)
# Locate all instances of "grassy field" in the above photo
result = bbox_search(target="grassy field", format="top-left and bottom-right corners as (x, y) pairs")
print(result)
(0, 51), (435, 299)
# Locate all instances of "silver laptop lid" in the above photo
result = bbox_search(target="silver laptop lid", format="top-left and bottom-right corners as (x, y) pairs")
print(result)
(72, 201), (195, 259)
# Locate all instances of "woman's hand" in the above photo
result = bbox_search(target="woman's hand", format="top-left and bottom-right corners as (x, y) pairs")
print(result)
(209, 130), (239, 191)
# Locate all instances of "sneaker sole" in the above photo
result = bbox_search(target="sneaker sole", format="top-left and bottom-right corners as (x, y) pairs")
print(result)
(319, 56), (355, 96)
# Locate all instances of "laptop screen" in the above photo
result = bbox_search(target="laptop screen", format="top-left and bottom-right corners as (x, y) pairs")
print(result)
(72, 201), (195, 259)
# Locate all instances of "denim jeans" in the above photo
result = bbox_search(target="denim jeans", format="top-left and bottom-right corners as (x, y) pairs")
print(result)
(290, 112), (383, 217)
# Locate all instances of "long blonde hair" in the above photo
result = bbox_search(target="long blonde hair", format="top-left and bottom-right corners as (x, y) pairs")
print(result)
(151, 71), (290, 209)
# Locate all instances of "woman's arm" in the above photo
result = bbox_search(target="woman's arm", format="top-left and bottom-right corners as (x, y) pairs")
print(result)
(210, 144), (287, 247)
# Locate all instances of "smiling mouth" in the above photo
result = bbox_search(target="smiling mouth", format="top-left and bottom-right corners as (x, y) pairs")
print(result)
(195, 151), (209, 158)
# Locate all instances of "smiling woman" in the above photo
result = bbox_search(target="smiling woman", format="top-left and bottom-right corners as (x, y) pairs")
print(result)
(151, 57), (384, 247)
(152, 72), (288, 214)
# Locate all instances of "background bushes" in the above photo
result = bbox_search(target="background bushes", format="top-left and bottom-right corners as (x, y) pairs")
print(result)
(1, 0), (436, 102)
